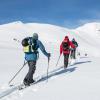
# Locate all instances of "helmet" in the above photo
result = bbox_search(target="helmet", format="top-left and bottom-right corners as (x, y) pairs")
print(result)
(33, 33), (38, 40)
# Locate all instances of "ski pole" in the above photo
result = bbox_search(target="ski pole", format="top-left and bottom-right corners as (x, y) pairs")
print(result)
(13, 38), (21, 43)
(8, 60), (27, 85)
(55, 54), (61, 67)
(47, 57), (50, 82)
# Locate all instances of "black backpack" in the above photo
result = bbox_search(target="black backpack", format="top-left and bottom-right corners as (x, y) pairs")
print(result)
(72, 41), (78, 47)
(22, 38), (29, 47)
(62, 41), (69, 51)
(22, 37), (38, 53)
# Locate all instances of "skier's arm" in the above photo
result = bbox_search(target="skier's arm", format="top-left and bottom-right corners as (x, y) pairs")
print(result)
(60, 43), (63, 55)
(70, 41), (75, 48)
(38, 41), (50, 57)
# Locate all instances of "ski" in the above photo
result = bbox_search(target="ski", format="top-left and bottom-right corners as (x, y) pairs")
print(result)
(18, 76), (43, 90)
(0, 76), (43, 99)
(0, 66), (64, 99)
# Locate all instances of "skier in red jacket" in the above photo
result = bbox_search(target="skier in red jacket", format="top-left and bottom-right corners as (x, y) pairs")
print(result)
(60, 36), (75, 68)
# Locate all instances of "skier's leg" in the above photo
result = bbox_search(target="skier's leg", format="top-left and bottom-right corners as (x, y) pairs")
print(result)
(24, 61), (36, 85)
(73, 49), (76, 59)
(70, 49), (76, 65)
(64, 54), (69, 69)
(70, 50), (73, 59)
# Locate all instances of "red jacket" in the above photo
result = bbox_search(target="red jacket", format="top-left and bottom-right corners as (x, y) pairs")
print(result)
(60, 36), (75, 55)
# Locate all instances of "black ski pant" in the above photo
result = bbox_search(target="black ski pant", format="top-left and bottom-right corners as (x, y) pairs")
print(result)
(24, 61), (36, 83)
(70, 49), (76, 59)
(64, 54), (69, 68)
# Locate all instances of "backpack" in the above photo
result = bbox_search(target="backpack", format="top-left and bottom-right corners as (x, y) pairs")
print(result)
(22, 38), (29, 47)
(72, 41), (78, 47)
(62, 41), (69, 51)
(22, 37), (38, 53)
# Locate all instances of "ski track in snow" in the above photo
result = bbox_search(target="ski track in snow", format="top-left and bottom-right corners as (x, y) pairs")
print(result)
(0, 56), (91, 100)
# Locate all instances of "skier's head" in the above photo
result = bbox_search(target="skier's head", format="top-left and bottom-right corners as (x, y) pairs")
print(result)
(72, 38), (75, 42)
(65, 36), (69, 39)
(32, 33), (38, 40)
(64, 36), (69, 42)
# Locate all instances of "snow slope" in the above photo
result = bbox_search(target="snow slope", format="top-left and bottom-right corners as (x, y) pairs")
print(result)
(73, 22), (100, 57)
(0, 22), (100, 100)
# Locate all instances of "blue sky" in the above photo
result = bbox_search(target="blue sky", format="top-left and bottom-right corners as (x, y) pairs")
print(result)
(0, 0), (100, 28)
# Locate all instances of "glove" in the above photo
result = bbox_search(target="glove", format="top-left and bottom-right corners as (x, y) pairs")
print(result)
(47, 53), (51, 58)
(70, 48), (74, 51)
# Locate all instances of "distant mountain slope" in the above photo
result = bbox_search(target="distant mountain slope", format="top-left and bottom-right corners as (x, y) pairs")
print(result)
(0, 21), (100, 57)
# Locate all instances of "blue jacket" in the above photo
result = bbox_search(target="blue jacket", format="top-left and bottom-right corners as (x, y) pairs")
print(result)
(24, 37), (49, 61)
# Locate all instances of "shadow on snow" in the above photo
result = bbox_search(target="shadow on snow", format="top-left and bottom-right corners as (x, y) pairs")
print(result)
(72, 60), (92, 66)
(38, 60), (92, 83)
(38, 67), (77, 83)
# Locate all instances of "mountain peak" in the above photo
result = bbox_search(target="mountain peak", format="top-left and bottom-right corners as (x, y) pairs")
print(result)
(76, 22), (100, 32)
(9, 21), (23, 25)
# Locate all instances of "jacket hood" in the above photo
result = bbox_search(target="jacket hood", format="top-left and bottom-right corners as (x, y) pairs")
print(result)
(63, 36), (69, 42)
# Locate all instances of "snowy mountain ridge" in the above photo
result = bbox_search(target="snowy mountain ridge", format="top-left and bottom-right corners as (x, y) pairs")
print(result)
(0, 21), (100, 57)
(76, 22), (100, 33)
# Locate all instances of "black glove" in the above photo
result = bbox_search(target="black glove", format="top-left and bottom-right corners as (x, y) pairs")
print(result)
(47, 53), (51, 58)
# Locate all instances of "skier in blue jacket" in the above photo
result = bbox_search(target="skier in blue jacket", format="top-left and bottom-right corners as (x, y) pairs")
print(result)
(22, 33), (51, 86)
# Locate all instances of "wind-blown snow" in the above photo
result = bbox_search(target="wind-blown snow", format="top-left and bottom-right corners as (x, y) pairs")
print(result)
(0, 21), (100, 100)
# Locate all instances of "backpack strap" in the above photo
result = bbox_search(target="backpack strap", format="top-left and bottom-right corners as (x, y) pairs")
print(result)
(62, 41), (69, 51)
